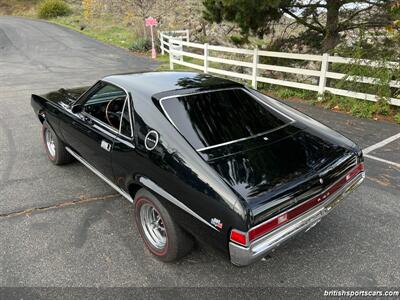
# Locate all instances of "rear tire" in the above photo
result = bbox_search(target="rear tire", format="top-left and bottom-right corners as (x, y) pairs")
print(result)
(134, 188), (194, 262)
(42, 121), (73, 165)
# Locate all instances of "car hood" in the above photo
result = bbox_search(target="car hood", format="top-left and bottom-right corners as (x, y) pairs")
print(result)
(203, 125), (358, 226)
(41, 86), (90, 106)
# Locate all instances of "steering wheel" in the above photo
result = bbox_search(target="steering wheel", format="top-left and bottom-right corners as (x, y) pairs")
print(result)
(105, 96), (125, 129)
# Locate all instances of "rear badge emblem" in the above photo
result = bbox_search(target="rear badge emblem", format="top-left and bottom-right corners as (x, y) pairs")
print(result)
(144, 130), (159, 151)
(211, 218), (223, 230)
(277, 214), (288, 224)
(319, 178), (324, 184)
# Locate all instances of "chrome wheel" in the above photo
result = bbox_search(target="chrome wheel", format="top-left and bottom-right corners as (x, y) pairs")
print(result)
(45, 128), (56, 157)
(140, 203), (167, 250)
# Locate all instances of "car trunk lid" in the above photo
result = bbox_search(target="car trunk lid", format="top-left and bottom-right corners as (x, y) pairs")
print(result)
(203, 127), (357, 227)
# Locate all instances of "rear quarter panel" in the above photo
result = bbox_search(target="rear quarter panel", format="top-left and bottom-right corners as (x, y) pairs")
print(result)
(123, 92), (249, 252)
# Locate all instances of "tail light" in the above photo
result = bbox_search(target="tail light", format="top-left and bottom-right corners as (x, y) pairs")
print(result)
(231, 163), (365, 246)
(230, 229), (248, 247)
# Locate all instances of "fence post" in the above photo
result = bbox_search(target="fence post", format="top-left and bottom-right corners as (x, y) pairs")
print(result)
(169, 38), (174, 70)
(252, 47), (259, 89)
(179, 37), (183, 62)
(160, 32), (165, 55)
(318, 53), (329, 99)
(204, 43), (209, 74)
(186, 29), (190, 42)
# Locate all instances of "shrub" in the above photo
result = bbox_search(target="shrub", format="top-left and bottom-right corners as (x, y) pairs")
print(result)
(129, 37), (152, 52)
(348, 100), (374, 119)
(230, 35), (246, 46)
(38, 0), (71, 19)
(395, 113), (400, 124)
(372, 101), (391, 116)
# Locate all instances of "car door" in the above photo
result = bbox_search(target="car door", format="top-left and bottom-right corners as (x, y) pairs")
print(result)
(110, 94), (143, 193)
(60, 81), (127, 180)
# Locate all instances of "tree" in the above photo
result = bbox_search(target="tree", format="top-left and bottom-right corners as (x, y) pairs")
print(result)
(129, 0), (156, 37)
(203, 0), (393, 52)
(128, 0), (179, 37)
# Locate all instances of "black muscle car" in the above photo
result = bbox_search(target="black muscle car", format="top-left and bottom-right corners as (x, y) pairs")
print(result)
(31, 72), (365, 266)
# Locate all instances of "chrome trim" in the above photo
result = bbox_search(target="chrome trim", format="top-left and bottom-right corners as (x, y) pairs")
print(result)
(196, 123), (291, 152)
(139, 203), (167, 250)
(44, 127), (56, 157)
(101, 140), (112, 152)
(92, 123), (117, 137)
(241, 88), (295, 123)
(82, 112), (120, 135)
(251, 159), (358, 231)
(67, 144), (216, 230)
(93, 124), (135, 149)
(115, 136), (136, 149)
(117, 95), (134, 138)
(119, 97), (127, 134)
(102, 79), (135, 139)
(144, 130), (159, 151)
(67, 80), (136, 147)
(127, 92), (134, 138)
(159, 87), (236, 102)
(139, 177), (219, 231)
(80, 79), (134, 139)
(159, 87), (295, 152)
(65, 147), (134, 203)
(229, 172), (365, 266)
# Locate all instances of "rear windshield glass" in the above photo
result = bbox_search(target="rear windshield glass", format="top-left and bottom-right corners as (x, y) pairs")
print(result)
(161, 89), (291, 150)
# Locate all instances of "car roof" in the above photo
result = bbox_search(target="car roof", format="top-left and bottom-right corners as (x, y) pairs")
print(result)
(102, 71), (242, 100)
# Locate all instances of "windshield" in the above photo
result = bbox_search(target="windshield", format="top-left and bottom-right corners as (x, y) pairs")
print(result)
(161, 88), (292, 151)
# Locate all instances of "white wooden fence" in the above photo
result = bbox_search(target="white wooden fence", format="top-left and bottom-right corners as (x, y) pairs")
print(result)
(159, 30), (400, 107)
(160, 30), (190, 55)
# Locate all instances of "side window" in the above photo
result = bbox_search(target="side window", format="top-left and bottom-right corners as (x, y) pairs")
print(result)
(83, 83), (128, 133)
(119, 99), (132, 137)
(85, 84), (125, 105)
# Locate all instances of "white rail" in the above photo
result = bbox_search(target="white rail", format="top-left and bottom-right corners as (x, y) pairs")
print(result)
(159, 31), (400, 106)
(159, 30), (190, 55)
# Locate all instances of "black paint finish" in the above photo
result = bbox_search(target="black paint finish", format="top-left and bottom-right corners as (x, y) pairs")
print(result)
(161, 88), (291, 150)
(31, 72), (363, 255)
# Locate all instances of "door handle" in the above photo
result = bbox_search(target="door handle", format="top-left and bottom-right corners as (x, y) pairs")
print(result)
(101, 140), (112, 152)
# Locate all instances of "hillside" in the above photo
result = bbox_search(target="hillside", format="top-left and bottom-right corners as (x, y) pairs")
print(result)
(0, 0), (38, 16)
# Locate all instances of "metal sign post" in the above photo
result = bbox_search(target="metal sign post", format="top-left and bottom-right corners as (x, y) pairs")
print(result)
(145, 17), (158, 59)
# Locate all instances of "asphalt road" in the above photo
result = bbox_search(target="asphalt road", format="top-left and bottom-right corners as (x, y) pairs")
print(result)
(0, 17), (399, 289)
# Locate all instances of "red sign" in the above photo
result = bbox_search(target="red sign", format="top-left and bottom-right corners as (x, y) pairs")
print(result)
(145, 17), (158, 27)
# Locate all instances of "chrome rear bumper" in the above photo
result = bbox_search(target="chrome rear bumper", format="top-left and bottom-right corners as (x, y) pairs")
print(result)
(229, 172), (365, 267)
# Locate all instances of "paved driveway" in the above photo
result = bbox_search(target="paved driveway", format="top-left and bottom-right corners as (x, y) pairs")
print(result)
(0, 16), (399, 288)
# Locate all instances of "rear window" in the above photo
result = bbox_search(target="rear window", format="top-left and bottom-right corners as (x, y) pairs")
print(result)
(161, 88), (292, 150)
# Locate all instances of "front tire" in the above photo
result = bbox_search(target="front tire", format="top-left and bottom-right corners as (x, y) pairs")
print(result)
(134, 188), (194, 262)
(42, 121), (73, 165)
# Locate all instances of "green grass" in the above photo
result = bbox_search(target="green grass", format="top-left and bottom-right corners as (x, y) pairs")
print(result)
(50, 15), (136, 49)
(157, 54), (201, 72)
(260, 84), (400, 123)
(394, 113), (400, 124)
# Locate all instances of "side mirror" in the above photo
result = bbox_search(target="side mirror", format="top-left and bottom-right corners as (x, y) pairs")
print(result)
(71, 104), (83, 114)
